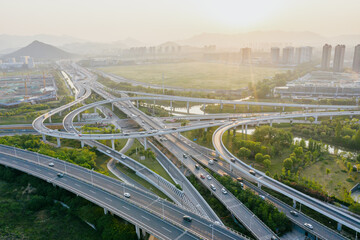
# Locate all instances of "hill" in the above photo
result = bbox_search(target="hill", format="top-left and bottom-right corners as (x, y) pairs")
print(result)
(3, 40), (75, 60)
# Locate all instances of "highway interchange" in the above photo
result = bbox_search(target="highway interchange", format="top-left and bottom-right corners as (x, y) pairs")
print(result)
(0, 62), (359, 239)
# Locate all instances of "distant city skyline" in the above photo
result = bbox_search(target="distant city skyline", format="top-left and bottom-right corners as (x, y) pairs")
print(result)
(1, 0), (360, 43)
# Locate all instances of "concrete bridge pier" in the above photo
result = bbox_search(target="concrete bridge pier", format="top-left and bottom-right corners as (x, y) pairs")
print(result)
(245, 124), (248, 135)
(220, 102), (223, 110)
(228, 129), (230, 135)
(330, 116), (333, 120)
(270, 120), (273, 127)
(261, 106), (263, 111)
(247, 105), (250, 110)
(241, 125), (244, 135)
(315, 116), (318, 123)
(257, 182), (261, 188)
(56, 138), (61, 147)
(256, 122), (260, 127)
(144, 138), (147, 150)
(136, 100), (139, 108)
(282, 106), (285, 112)
(233, 128), (236, 136)
(337, 222), (342, 231)
(111, 139), (115, 150)
(305, 116), (307, 121)
(112, 103), (114, 111)
(187, 102), (190, 114)
(49, 116), (52, 123)
(274, 106), (277, 110)
(205, 127), (208, 132)
(293, 199), (296, 208)
(77, 114), (80, 122)
(170, 101), (173, 112)
(104, 208), (108, 215)
(42, 134), (46, 142)
(59, 111), (62, 116)
(135, 225), (141, 240)
(203, 104), (206, 115)
(81, 141), (84, 148)
(233, 104), (236, 110)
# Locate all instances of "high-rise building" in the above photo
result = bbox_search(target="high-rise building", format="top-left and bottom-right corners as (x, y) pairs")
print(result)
(353, 44), (360, 73)
(282, 47), (294, 65)
(333, 44), (346, 72)
(294, 46), (313, 64)
(28, 57), (35, 69)
(271, 47), (280, 64)
(321, 44), (332, 70)
(241, 48), (252, 64)
(20, 56), (30, 64)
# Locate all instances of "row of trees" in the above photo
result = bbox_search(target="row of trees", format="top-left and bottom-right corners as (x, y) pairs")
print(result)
(0, 135), (97, 169)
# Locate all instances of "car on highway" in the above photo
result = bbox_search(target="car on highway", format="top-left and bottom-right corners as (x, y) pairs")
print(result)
(214, 221), (221, 225)
(240, 182), (244, 188)
(230, 158), (235, 163)
(210, 184), (216, 191)
(171, 127), (177, 130)
(183, 215), (192, 222)
(195, 164), (200, 170)
(221, 188), (227, 194)
(209, 160), (214, 165)
(200, 174), (205, 179)
(259, 195), (266, 200)
(48, 162), (55, 167)
(183, 154), (187, 158)
(124, 192), (131, 198)
(106, 150), (111, 154)
(290, 210), (299, 216)
(304, 223), (313, 230)
(249, 169), (256, 176)
(57, 173), (64, 178)
(236, 177), (243, 182)
(121, 155), (126, 159)
(212, 158), (218, 162)
(124, 133), (129, 136)
(206, 175), (212, 180)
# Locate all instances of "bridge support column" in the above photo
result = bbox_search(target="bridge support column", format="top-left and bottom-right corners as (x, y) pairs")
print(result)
(241, 125), (244, 136)
(337, 222), (342, 231)
(59, 111), (62, 116)
(187, 102), (189, 114)
(282, 106), (285, 112)
(220, 102), (223, 110)
(144, 138), (147, 150)
(233, 104), (236, 110)
(135, 225), (141, 240)
(247, 105), (250, 110)
(142, 229), (146, 238)
(261, 106), (263, 111)
(274, 106), (277, 110)
(228, 129), (230, 135)
(315, 116), (318, 123)
(42, 134), (46, 142)
(205, 127), (208, 132)
(233, 128), (236, 136)
(170, 101), (173, 112)
(81, 141), (84, 148)
(270, 120), (273, 127)
(153, 100), (155, 115)
(293, 199), (296, 208)
(104, 208), (108, 215)
(112, 103), (114, 111)
(136, 100), (139, 108)
(49, 116), (52, 123)
(93, 107), (96, 113)
(111, 139), (115, 150)
(257, 182), (261, 188)
(256, 122), (260, 127)
(350, 115), (353, 119)
(56, 138), (61, 147)
(203, 104), (206, 115)
(77, 114), (80, 122)
(305, 116), (307, 121)
(330, 116), (333, 120)
(245, 124), (248, 135)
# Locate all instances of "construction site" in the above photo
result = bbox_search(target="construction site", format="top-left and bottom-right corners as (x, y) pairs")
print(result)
(0, 73), (57, 108)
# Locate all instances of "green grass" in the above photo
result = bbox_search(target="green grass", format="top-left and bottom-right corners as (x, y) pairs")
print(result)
(125, 140), (175, 184)
(98, 62), (284, 90)
(115, 163), (171, 200)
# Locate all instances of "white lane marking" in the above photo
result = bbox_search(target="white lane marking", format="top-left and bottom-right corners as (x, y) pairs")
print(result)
(174, 231), (188, 240)
(141, 215), (150, 221)
(89, 190), (96, 194)
(162, 226), (172, 233)
(75, 183), (81, 187)
(122, 206), (130, 210)
(105, 197), (112, 202)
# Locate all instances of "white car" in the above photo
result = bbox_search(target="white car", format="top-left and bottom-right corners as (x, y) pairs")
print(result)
(221, 188), (227, 195)
(124, 192), (131, 198)
(304, 223), (313, 230)
(106, 150), (111, 154)
(206, 175), (212, 180)
(121, 155), (126, 159)
(48, 162), (55, 167)
(210, 184), (216, 191)
(209, 160), (214, 165)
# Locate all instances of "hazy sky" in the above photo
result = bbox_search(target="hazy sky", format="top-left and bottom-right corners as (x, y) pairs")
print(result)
(1, 0), (360, 43)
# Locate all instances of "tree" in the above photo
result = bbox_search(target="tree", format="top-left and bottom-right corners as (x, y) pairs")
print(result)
(263, 159), (271, 169)
(239, 147), (251, 160)
(326, 168), (330, 175)
(255, 153), (264, 163)
(283, 158), (293, 171)
(308, 117), (315, 124)
(293, 147), (303, 158)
